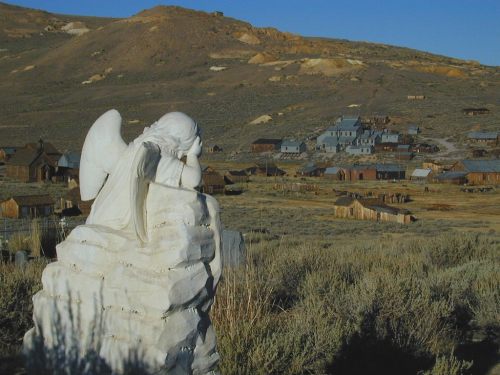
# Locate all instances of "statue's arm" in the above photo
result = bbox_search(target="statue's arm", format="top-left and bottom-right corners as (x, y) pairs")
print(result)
(180, 136), (202, 189)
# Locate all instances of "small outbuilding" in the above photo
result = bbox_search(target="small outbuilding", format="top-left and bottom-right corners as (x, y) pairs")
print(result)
(297, 163), (325, 177)
(0, 194), (55, 219)
(224, 170), (249, 184)
(251, 139), (282, 153)
(61, 188), (92, 216)
(467, 132), (498, 146)
(451, 159), (500, 185)
(410, 168), (432, 181)
(281, 140), (306, 154)
(333, 197), (414, 224)
(201, 166), (226, 194)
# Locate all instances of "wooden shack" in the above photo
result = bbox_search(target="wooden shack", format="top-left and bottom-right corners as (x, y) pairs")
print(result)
(345, 165), (377, 181)
(0, 146), (18, 162)
(333, 197), (413, 224)
(0, 195), (54, 219)
(224, 170), (249, 184)
(6, 149), (56, 182)
(451, 159), (500, 185)
(432, 172), (468, 185)
(251, 139), (282, 153)
(206, 144), (223, 153)
(462, 108), (490, 116)
(202, 167), (225, 194)
(246, 162), (286, 177)
(61, 188), (92, 216)
(324, 167), (346, 180)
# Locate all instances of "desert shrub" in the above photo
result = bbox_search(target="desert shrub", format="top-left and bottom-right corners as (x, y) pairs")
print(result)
(213, 233), (499, 374)
(424, 353), (473, 375)
(0, 260), (45, 356)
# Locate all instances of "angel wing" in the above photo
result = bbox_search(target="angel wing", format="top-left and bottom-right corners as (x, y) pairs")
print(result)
(131, 141), (161, 244)
(80, 110), (128, 201)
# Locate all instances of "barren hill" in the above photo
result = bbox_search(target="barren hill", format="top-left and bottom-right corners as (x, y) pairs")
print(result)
(0, 3), (498, 151)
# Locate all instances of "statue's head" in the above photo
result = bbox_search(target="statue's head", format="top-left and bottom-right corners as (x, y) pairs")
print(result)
(150, 112), (199, 157)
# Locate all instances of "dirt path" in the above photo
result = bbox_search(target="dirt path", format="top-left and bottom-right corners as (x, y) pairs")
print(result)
(425, 137), (466, 160)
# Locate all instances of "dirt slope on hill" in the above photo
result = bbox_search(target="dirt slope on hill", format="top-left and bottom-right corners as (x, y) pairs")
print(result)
(0, 3), (498, 151)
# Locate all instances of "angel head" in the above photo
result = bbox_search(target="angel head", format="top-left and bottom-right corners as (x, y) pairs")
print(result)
(144, 112), (200, 158)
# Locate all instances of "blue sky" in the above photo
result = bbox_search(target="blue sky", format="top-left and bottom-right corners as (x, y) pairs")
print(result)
(5, 0), (500, 66)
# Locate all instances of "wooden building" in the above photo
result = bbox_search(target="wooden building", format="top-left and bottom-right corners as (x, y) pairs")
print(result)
(0, 146), (18, 162)
(202, 166), (225, 194)
(6, 148), (57, 182)
(462, 108), (490, 116)
(412, 143), (439, 153)
(251, 139), (282, 153)
(432, 172), (468, 185)
(333, 197), (414, 224)
(345, 165), (377, 181)
(206, 144), (223, 153)
(407, 95), (426, 100)
(60, 188), (92, 216)
(224, 170), (249, 184)
(324, 167), (346, 180)
(0, 195), (54, 219)
(422, 161), (446, 173)
(296, 163), (325, 177)
(467, 132), (498, 146)
(376, 164), (406, 180)
(451, 159), (500, 185)
(410, 168), (432, 181)
(246, 162), (286, 177)
(375, 143), (398, 152)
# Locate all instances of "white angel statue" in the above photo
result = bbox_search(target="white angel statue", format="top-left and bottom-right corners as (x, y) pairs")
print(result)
(24, 110), (222, 374)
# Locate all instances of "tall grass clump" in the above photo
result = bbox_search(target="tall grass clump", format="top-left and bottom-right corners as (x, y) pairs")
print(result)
(212, 233), (499, 374)
(0, 260), (45, 356)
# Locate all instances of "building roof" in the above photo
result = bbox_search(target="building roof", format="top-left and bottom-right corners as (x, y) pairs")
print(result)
(0, 146), (18, 154)
(461, 159), (500, 173)
(397, 144), (411, 150)
(58, 151), (81, 169)
(25, 141), (60, 156)
(227, 170), (247, 176)
(332, 117), (361, 132)
(436, 171), (468, 180)
(281, 140), (304, 148)
(467, 132), (498, 140)
(321, 136), (340, 146)
(325, 167), (341, 174)
(7, 194), (55, 206)
(7, 148), (40, 166)
(252, 138), (282, 145)
(334, 197), (410, 215)
(375, 164), (405, 173)
(411, 168), (432, 178)
(334, 196), (354, 206)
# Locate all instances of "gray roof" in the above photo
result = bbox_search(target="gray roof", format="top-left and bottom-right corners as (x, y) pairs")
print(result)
(461, 159), (500, 173)
(7, 148), (39, 166)
(375, 163), (405, 172)
(411, 168), (432, 178)
(436, 171), (468, 180)
(58, 151), (81, 169)
(281, 140), (304, 148)
(332, 117), (361, 131)
(467, 132), (498, 140)
(325, 167), (341, 174)
(338, 136), (357, 144)
(321, 136), (340, 146)
(397, 144), (411, 150)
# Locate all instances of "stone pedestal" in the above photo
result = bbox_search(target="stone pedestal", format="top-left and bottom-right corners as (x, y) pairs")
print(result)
(24, 185), (222, 374)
